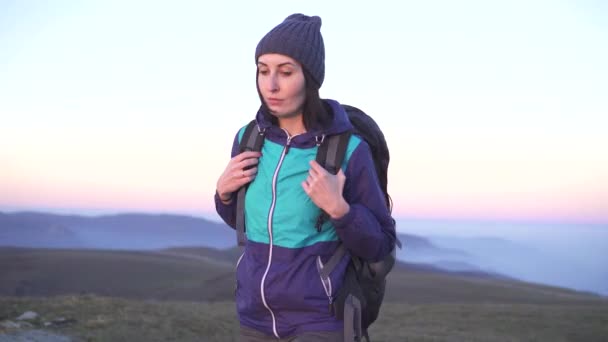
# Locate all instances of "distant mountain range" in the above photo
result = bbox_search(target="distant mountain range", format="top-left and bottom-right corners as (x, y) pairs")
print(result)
(0, 211), (235, 249)
(0, 211), (457, 256)
(0, 211), (496, 276)
(2, 211), (606, 296)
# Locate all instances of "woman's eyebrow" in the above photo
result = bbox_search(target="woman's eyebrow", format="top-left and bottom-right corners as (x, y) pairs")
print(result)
(257, 61), (296, 67)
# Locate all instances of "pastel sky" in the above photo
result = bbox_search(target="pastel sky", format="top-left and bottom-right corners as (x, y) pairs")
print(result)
(1, 0), (607, 224)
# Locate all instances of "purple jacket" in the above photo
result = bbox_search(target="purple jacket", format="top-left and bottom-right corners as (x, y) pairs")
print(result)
(215, 99), (396, 338)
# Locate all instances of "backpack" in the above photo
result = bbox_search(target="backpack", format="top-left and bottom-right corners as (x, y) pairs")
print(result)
(235, 104), (398, 342)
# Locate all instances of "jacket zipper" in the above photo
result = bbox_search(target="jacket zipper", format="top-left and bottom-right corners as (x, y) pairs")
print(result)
(260, 132), (296, 339)
(236, 252), (245, 270)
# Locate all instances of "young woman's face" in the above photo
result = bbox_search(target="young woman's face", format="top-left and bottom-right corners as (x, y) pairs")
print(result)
(257, 54), (306, 120)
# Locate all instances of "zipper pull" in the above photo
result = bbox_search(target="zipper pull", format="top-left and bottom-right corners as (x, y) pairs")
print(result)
(315, 214), (325, 232)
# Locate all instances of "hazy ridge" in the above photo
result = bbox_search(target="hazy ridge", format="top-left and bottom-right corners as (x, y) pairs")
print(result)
(1, 211), (607, 296)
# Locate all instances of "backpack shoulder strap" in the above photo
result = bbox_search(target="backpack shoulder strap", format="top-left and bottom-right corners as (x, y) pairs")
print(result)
(238, 120), (265, 153)
(315, 131), (352, 175)
(319, 244), (347, 280)
(314, 131), (352, 232)
(236, 120), (265, 246)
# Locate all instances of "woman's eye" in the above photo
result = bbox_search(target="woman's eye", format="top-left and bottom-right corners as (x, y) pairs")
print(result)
(281, 71), (292, 76)
(258, 69), (269, 76)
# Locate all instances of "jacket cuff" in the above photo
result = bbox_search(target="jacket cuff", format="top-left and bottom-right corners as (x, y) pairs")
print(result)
(330, 204), (355, 230)
(214, 190), (234, 212)
(214, 190), (223, 205)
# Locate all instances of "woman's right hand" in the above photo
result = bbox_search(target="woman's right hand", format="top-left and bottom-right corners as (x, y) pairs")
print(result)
(216, 151), (262, 203)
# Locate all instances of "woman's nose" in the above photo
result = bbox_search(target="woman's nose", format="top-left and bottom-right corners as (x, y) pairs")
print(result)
(267, 74), (279, 92)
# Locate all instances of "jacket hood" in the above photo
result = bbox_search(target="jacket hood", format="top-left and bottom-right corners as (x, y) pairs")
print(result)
(254, 99), (353, 148)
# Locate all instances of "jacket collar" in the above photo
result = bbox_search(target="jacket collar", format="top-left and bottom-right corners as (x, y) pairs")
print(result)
(254, 99), (352, 148)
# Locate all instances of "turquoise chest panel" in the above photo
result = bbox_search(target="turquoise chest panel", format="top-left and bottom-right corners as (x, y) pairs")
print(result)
(245, 139), (338, 248)
(238, 127), (361, 249)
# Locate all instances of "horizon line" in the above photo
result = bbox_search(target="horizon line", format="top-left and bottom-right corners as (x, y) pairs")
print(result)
(1, 206), (606, 226)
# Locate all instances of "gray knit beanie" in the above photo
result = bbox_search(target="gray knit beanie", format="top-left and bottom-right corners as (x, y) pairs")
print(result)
(255, 13), (325, 87)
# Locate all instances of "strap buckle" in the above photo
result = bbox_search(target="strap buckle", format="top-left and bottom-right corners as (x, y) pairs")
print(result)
(315, 134), (326, 146)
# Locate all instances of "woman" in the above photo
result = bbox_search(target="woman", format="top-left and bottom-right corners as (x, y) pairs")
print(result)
(215, 13), (397, 341)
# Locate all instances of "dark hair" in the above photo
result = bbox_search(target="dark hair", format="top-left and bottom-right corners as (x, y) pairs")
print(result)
(256, 66), (332, 132)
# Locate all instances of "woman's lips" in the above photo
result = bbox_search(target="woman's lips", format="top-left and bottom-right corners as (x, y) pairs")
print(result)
(267, 98), (283, 106)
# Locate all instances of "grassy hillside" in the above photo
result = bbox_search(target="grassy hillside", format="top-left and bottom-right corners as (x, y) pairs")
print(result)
(0, 247), (236, 301)
(1, 295), (607, 341)
(384, 269), (604, 305)
(1, 247), (607, 341)
(1, 247), (603, 306)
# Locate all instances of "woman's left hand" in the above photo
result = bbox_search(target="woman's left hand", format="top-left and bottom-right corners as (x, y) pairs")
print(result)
(302, 160), (350, 219)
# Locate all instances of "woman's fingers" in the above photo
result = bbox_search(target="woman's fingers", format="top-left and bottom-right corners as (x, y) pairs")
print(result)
(237, 155), (261, 171)
(241, 166), (258, 179)
(229, 151), (261, 175)
(228, 152), (260, 178)
(217, 151), (261, 198)
(302, 161), (347, 214)
(310, 160), (333, 175)
(305, 160), (328, 186)
(233, 151), (262, 164)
